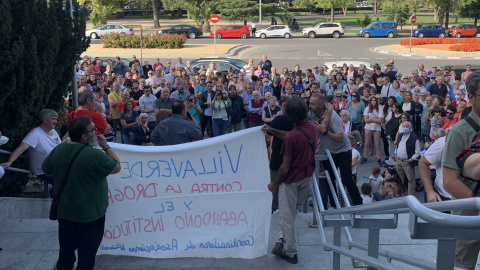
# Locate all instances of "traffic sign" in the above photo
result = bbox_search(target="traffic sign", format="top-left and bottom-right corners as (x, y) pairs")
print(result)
(210, 14), (219, 24)
(410, 15), (417, 24)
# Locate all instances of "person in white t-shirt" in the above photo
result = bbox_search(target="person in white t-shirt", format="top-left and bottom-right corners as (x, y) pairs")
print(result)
(419, 128), (451, 202)
(360, 96), (384, 166)
(1, 109), (61, 186)
(349, 134), (360, 184)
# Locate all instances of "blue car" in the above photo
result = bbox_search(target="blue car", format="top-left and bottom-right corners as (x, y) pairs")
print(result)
(356, 21), (397, 38)
(413, 25), (446, 38)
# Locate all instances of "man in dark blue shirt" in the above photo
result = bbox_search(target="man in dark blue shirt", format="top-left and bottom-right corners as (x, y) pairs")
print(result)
(258, 54), (273, 73)
(151, 100), (202, 145)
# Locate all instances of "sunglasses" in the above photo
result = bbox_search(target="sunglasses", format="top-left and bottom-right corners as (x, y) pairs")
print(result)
(351, 95), (357, 97)
(446, 112), (454, 115)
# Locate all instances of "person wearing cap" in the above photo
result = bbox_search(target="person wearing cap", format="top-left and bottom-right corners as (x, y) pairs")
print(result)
(428, 75), (448, 98)
(426, 73), (436, 90)
(414, 77), (427, 93)
(371, 66), (385, 95)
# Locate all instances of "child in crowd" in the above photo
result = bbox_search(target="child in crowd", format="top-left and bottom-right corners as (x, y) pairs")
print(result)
(349, 135), (360, 184)
(361, 183), (374, 204)
(369, 166), (383, 194)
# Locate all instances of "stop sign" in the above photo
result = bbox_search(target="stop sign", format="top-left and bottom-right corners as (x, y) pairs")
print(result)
(210, 14), (219, 24)
(410, 15), (417, 24)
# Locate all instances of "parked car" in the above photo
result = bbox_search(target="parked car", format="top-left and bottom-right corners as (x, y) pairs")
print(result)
(190, 58), (248, 76)
(209, 25), (250, 39)
(448, 24), (480, 38)
(85, 24), (134, 39)
(255, 25), (292, 39)
(413, 25), (446, 38)
(158, 25), (203, 38)
(302, 22), (345, 38)
(356, 21), (397, 38)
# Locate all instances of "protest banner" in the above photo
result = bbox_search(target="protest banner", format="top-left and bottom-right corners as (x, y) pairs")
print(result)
(97, 127), (272, 259)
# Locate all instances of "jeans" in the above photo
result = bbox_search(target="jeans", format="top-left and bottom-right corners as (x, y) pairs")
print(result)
(374, 191), (384, 201)
(56, 216), (105, 270)
(364, 129), (381, 159)
(212, 119), (229, 137)
(200, 114), (213, 138)
(319, 150), (363, 209)
(122, 133), (134, 145)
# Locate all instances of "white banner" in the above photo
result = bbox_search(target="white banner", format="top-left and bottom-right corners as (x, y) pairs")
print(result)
(97, 127), (272, 259)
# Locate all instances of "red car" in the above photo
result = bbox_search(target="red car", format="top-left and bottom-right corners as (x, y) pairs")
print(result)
(210, 25), (250, 39)
(448, 24), (480, 38)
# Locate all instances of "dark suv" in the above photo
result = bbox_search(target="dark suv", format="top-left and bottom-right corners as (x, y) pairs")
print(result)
(158, 25), (203, 39)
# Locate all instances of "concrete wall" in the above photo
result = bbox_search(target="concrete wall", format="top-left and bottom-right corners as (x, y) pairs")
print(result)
(0, 197), (50, 223)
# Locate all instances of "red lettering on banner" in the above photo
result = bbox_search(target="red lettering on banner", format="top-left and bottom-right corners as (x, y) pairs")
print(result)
(108, 183), (159, 203)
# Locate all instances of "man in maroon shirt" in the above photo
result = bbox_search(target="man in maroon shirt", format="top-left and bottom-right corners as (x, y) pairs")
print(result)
(266, 97), (317, 264)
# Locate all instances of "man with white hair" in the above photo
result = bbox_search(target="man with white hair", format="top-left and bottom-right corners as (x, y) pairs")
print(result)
(249, 90), (265, 127)
(395, 121), (421, 195)
(1, 109), (61, 186)
(241, 58), (254, 74)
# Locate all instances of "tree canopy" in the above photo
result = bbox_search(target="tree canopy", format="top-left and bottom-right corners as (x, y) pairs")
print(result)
(0, 0), (89, 195)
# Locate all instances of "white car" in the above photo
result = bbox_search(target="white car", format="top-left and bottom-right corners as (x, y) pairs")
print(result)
(85, 24), (134, 39)
(255, 25), (292, 39)
(302, 22), (345, 39)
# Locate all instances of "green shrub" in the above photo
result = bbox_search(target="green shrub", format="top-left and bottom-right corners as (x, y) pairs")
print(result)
(101, 33), (187, 49)
(356, 15), (372, 28)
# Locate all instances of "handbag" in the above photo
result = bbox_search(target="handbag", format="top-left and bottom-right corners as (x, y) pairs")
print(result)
(49, 144), (87, 220)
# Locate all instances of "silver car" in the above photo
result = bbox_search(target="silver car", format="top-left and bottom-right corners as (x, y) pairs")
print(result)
(85, 24), (134, 39)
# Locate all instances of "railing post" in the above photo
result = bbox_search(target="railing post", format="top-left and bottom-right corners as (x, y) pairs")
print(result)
(367, 228), (380, 270)
(436, 239), (456, 270)
(333, 226), (341, 270)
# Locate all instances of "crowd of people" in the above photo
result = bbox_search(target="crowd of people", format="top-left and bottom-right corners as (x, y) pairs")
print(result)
(3, 52), (480, 268)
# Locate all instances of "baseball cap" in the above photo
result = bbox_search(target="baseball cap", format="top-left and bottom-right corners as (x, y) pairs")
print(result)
(415, 78), (423, 84)
(430, 73), (436, 78)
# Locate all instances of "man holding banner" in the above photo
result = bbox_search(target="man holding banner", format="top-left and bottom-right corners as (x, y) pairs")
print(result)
(267, 97), (317, 264)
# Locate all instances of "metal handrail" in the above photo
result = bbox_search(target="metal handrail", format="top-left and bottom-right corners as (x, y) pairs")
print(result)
(312, 149), (480, 269)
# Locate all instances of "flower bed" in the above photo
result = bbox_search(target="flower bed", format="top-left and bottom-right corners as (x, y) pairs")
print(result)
(101, 33), (187, 49)
(399, 38), (480, 52)
(399, 38), (480, 46)
(449, 43), (480, 52)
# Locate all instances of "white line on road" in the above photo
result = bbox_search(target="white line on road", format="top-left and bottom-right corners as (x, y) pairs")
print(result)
(288, 57), (301, 59)
(376, 58), (387, 60)
(426, 56), (438, 59)
(358, 58), (370, 60)
(448, 57), (460, 59)
(238, 45), (266, 58)
(341, 58), (353, 60)
(306, 57), (318, 60)
(317, 50), (333, 57)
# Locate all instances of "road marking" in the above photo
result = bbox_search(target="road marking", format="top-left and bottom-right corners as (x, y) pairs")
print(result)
(376, 58), (387, 60)
(448, 57), (460, 59)
(398, 54), (412, 57)
(358, 58), (370, 60)
(378, 51), (388, 54)
(288, 57), (301, 59)
(341, 57), (353, 60)
(317, 50), (333, 57)
(238, 45), (266, 58)
(323, 58), (334, 60)
(426, 55), (437, 59)
(306, 57), (318, 60)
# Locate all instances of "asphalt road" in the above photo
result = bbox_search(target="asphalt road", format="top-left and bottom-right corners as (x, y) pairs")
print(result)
(90, 33), (475, 73)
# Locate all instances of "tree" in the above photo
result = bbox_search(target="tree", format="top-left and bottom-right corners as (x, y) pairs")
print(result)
(314, 0), (342, 22)
(217, 0), (258, 24)
(457, 0), (480, 25)
(78, 0), (123, 25)
(292, 0), (317, 14)
(0, 0), (89, 196)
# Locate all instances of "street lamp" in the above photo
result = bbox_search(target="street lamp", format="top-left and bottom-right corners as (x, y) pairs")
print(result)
(259, 0), (262, 29)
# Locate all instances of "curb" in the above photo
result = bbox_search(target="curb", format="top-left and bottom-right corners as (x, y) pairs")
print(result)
(371, 46), (480, 59)
(226, 45), (251, 57)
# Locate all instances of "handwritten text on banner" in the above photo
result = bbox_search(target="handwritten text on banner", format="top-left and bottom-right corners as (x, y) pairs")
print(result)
(97, 127), (272, 259)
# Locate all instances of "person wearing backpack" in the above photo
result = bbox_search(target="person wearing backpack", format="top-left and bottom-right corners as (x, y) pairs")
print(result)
(442, 71), (480, 269)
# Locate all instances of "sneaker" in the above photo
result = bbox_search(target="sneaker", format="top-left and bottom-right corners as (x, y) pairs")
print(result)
(359, 157), (368, 165)
(271, 239), (284, 257)
(377, 159), (383, 167)
(280, 253), (298, 264)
